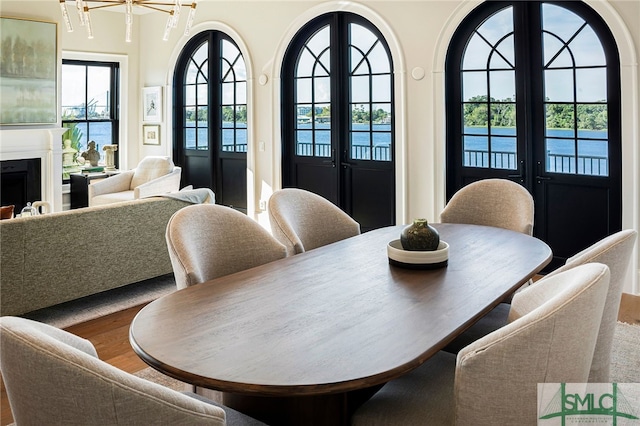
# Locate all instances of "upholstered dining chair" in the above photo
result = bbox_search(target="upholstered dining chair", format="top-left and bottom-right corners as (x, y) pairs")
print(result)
(0, 316), (266, 426)
(439, 178), (534, 235)
(352, 263), (610, 426)
(268, 188), (361, 256)
(166, 203), (287, 289)
(441, 178), (535, 353)
(88, 156), (181, 206)
(510, 229), (637, 383)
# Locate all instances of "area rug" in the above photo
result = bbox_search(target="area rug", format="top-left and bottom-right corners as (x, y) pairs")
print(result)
(610, 321), (640, 383)
(21, 274), (176, 329)
(133, 367), (191, 392)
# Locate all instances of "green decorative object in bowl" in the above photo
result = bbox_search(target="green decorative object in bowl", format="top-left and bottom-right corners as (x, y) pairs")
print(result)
(400, 218), (440, 251)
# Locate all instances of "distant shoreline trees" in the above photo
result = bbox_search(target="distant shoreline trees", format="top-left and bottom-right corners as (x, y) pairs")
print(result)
(463, 95), (608, 130)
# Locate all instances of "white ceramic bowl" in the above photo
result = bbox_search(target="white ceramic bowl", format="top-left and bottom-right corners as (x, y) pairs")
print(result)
(387, 239), (449, 269)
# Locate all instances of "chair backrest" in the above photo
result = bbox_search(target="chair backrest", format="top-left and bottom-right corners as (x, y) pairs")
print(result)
(0, 316), (226, 425)
(166, 204), (287, 289)
(440, 178), (534, 235)
(454, 263), (610, 425)
(517, 229), (637, 382)
(268, 188), (361, 256)
(131, 156), (175, 189)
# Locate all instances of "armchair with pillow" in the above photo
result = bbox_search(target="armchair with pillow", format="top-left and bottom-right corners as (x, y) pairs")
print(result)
(88, 156), (181, 207)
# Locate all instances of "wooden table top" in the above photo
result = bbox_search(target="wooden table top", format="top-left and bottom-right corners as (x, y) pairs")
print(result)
(130, 223), (551, 397)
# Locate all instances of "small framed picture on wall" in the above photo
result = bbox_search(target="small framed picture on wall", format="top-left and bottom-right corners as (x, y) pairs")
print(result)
(143, 125), (161, 145)
(142, 86), (162, 122)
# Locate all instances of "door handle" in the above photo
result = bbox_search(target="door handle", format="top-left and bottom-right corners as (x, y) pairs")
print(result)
(322, 148), (336, 167)
(535, 161), (552, 183)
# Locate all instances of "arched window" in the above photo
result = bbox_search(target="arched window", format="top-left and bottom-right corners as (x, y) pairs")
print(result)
(446, 1), (621, 270)
(281, 12), (395, 231)
(173, 31), (248, 212)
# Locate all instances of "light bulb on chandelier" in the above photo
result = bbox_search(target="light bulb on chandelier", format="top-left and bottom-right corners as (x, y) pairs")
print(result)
(58, 0), (198, 42)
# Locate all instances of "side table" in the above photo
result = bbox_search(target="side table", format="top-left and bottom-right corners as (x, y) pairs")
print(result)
(70, 170), (120, 209)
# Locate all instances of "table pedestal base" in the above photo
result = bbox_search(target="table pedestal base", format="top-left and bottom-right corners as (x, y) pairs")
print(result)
(198, 385), (383, 426)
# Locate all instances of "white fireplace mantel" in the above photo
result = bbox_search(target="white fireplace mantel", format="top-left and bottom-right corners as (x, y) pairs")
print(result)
(0, 127), (69, 212)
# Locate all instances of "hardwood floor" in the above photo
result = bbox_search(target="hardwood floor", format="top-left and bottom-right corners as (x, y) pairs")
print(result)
(1, 303), (149, 426)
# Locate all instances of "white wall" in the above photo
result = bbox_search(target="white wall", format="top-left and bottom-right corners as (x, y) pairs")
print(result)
(1, 0), (638, 293)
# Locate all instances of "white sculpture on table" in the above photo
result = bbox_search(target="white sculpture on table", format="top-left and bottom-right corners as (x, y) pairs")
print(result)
(62, 139), (77, 167)
(102, 144), (118, 171)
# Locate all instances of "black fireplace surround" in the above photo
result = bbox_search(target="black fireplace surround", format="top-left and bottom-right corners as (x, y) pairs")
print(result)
(1, 158), (42, 214)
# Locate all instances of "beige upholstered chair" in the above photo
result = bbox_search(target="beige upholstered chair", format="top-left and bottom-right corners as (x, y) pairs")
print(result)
(89, 156), (182, 206)
(166, 204), (287, 289)
(352, 263), (610, 426)
(440, 178), (534, 235)
(441, 178), (534, 353)
(268, 188), (361, 256)
(511, 229), (637, 383)
(0, 316), (265, 425)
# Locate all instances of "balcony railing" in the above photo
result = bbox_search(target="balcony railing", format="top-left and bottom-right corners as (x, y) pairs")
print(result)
(464, 150), (608, 176)
(296, 143), (391, 161)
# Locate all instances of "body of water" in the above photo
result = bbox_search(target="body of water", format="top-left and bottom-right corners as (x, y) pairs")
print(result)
(76, 122), (608, 167)
(463, 127), (608, 158)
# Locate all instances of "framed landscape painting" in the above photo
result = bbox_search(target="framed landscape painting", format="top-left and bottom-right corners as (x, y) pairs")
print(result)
(0, 17), (57, 125)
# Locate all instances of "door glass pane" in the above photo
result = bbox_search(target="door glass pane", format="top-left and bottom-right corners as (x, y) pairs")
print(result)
(578, 138), (607, 176)
(476, 7), (513, 45)
(542, 4), (609, 176)
(576, 68), (606, 102)
(463, 134), (488, 168)
(349, 23), (392, 162)
(295, 25), (332, 158)
(220, 38), (247, 153)
(571, 26), (606, 67)
(543, 35), (573, 68)
(489, 70), (515, 100)
(546, 136), (576, 173)
(492, 34), (515, 68)
(542, 3), (584, 42)
(461, 6), (516, 170)
(545, 104), (575, 137)
(463, 34), (492, 70)
(314, 76), (330, 103)
(490, 133), (516, 170)
(372, 75), (391, 102)
(463, 71), (487, 101)
(464, 102), (488, 130)
(297, 78), (312, 103)
(544, 69), (574, 101)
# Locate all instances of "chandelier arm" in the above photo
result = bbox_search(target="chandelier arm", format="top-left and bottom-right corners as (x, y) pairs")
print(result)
(59, 0), (198, 41)
(137, 4), (173, 14)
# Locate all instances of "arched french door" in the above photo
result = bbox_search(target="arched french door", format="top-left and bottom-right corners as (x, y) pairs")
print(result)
(173, 31), (248, 212)
(281, 12), (395, 232)
(446, 1), (621, 271)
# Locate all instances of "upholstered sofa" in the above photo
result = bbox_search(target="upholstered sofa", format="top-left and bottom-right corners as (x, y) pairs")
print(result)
(0, 197), (196, 316)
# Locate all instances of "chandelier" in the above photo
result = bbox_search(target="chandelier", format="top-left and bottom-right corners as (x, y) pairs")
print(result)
(59, 0), (198, 42)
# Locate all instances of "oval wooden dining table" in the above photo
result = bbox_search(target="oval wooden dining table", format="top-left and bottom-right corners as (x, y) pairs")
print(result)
(130, 223), (552, 425)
